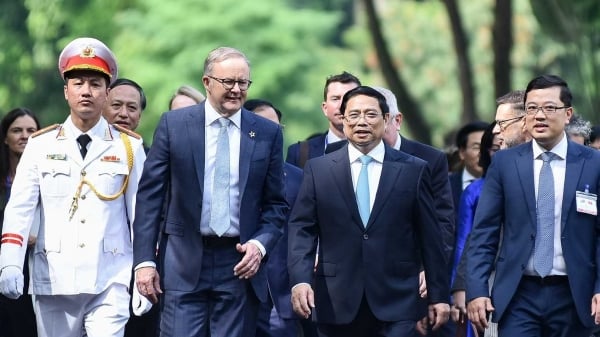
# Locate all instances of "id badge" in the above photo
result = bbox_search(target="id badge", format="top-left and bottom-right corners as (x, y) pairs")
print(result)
(576, 190), (597, 216)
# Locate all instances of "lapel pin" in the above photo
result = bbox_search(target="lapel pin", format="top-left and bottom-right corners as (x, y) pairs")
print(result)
(249, 131), (256, 138)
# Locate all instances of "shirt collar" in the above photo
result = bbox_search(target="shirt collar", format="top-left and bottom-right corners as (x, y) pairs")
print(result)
(462, 169), (478, 185)
(348, 140), (386, 164)
(532, 131), (568, 160)
(326, 129), (344, 145)
(63, 115), (107, 139)
(204, 100), (241, 129)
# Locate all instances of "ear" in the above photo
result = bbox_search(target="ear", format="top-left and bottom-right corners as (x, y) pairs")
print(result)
(321, 101), (328, 117)
(395, 113), (403, 130)
(202, 76), (210, 91)
(64, 84), (68, 100)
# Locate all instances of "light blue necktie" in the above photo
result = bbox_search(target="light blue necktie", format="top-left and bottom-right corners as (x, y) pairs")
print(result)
(356, 155), (373, 227)
(534, 151), (558, 277)
(209, 118), (231, 236)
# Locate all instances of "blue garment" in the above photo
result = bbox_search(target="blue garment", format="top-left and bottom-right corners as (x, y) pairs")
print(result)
(451, 178), (484, 337)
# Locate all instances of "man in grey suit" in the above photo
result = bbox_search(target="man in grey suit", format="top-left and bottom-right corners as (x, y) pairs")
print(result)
(132, 47), (287, 337)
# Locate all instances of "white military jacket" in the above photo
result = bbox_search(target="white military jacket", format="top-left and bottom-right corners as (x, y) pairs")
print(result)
(0, 116), (146, 295)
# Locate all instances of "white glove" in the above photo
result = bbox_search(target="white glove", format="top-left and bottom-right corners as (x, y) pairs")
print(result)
(0, 265), (24, 299)
(131, 282), (152, 316)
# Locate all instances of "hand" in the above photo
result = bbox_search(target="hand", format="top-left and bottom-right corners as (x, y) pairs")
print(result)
(415, 316), (428, 336)
(135, 267), (162, 304)
(132, 279), (153, 316)
(590, 293), (600, 324)
(419, 271), (427, 298)
(0, 266), (24, 299)
(27, 235), (37, 246)
(467, 297), (494, 332)
(234, 242), (262, 279)
(291, 283), (314, 319)
(428, 302), (450, 331)
(451, 290), (466, 322)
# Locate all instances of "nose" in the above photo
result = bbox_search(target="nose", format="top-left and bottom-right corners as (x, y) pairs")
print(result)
(492, 124), (501, 134)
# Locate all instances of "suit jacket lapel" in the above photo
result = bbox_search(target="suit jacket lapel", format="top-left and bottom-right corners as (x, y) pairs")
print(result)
(187, 104), (206, 195)
(562, 142), (584, 230)
(516, 145), (537, 230)
(239, 110), (256, 197)
(330, 146), (364, 230)
(368, 148), (403, 229)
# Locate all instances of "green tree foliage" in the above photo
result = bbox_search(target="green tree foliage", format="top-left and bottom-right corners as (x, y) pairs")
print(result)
(529, 0), (600, 120)
(113, 0), (365, 146)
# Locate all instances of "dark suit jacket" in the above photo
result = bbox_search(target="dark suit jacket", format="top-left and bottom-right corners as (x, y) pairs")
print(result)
(288, 144), (449, 324)
(266, 163), (303, 319)
(466, 141), (600, 327)
(132, 102), (288, 302)
(449, 171), (463, 219)
(326, 137), (455, 262)
(286, 133), (326, 168)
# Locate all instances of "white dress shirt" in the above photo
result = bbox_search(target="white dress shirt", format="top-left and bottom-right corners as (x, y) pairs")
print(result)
(525, 133), (568, 276)
(348, 141), (385, 214)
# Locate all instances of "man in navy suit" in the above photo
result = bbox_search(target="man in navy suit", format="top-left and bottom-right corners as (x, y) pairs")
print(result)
(132, 47), (287, 337)
(466, 75), (600, 336)
(244, 99), (303, 337)
(285, 71), (360, 168)
(289, 86), (450, 337)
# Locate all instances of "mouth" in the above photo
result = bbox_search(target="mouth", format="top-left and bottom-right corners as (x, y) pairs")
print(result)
(115, 121), (129, 127)
(79, 99), (93, 105)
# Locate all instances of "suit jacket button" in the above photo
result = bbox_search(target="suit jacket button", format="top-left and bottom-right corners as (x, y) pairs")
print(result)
(363, 234), (368, 240)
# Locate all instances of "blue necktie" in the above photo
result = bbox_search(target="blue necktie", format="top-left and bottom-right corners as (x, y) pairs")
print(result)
(209, 118), (231, 236)
(534, 151), (558, 277)
(356, 155), (373, 227)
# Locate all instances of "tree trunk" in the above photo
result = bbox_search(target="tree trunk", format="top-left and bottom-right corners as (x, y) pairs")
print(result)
(362, 0), (432, 144)
(442, 0), (478, 122)
(493, 0), (512, 100)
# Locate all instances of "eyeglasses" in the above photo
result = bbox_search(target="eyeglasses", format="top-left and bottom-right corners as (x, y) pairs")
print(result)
(495, 116), (523, 131)
(207, 76), (252, 91)
(525, 105), (569, 115)
(344, 111), (382, 125)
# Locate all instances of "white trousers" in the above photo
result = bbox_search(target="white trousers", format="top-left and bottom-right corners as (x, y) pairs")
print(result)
(34, 283), (130, 337)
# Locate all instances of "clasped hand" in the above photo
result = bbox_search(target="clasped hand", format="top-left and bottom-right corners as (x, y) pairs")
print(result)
(0, 266), (24, 299)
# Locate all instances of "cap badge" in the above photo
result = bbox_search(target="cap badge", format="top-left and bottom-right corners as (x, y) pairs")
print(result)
(80, 46), (96, 58)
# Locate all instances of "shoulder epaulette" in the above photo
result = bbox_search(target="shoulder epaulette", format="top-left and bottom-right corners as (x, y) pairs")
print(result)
(31, 124), (61, 138)
(112, 124), (141, 139)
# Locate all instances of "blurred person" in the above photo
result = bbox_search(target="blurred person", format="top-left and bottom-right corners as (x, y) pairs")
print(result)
(104, 78), (146, 131)
(0, 37), (146, 337)
(104, 78), (158, 337)
(589, 125), (600, 150)
(450, 122), (501, 337)
(286, 71), (361, 168)
(492, 90), (529, 149)
(448, 122), (488, 222)
(289, 86), (450, 337)
(565, 113), (591, 145)
(132, 47), (287, 337)
(168, 84), (205, 110)
(244, 98), (303, 337)
(0, 107), (40, 337)
(466, 75), (600, 336)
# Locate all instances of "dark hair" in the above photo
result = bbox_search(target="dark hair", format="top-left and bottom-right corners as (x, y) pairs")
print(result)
(455, 121), (488, 149)
(0, 108), (41, 195)
(524, 75), (572, 107)
(244, 99), (282, 122)
(340, 86), (389, 117)
(323, 71), (361, 100)
(478, 122), (497, 176)
(496, 90), (525, 117)
(590, 125), (600, 144)
(109, 78), (147, 110)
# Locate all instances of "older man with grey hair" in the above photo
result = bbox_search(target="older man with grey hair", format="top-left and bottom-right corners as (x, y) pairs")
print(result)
(565, 113), (592, 145)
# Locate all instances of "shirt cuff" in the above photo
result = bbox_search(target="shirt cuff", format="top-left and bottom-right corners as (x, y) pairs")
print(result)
(292, 282), (311, 291)
(134, 261), (156, 270)
(247, 239), (266, 258)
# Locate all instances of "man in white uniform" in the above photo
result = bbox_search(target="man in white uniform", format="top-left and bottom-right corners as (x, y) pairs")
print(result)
(0, 37), (146, 337)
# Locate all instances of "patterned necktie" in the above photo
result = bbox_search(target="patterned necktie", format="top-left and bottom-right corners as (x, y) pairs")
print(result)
(356, 155), (373, 227)
(534, 151), (558, 277)
(77, 134), (92, 159)
(209, 118), (231, 236)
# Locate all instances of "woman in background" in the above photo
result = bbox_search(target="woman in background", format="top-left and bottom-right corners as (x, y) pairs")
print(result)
(168, 84), (205, 110)
(0, 107), (40, 337)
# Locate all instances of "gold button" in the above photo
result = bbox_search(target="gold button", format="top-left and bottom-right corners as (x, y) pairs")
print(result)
(81, 195), (86, 200)
(113, 248), (118, 254)
(79, 243), (85, 248)
(81, 170), (86, 176)
(80, 219), (86, 224)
